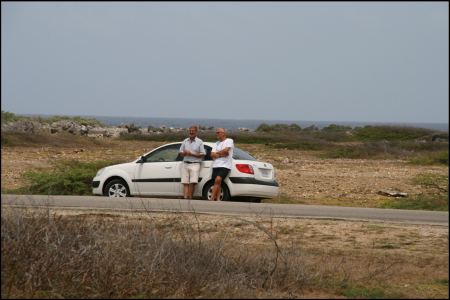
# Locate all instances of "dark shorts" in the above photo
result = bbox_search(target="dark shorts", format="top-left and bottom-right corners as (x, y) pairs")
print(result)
(212, 167), (230, 181)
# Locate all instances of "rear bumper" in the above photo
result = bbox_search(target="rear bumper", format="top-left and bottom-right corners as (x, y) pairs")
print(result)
(229, 177), (279, 187)
(228, 177), (279, 198)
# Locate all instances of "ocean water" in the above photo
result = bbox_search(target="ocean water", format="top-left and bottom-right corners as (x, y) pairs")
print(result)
(88, 116), (448, 132)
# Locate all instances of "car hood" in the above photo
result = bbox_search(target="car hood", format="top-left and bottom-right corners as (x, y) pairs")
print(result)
(104, 162), (136, 172)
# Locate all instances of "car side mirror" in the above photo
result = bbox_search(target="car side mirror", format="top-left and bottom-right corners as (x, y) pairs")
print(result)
(137, 156), (145, 163)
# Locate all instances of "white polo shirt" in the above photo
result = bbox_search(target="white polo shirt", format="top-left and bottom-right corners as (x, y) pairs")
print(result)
(212, 138), (234, 169)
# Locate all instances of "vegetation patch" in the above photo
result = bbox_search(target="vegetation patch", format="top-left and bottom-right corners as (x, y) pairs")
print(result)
(380, 194), (448, 211)
(409, 150), (449, 166)
(5, 160), (123, 195)
(341, 286), (387, 299)
(1, 209), (311, 298)
(354, 125), (437, 141)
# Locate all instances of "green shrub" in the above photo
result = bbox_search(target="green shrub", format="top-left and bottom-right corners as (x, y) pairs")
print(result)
(342, 286), (386, 299)
(321, 142), (390, 159)
(37, 115), (105, 127)
(409, 150), (449, 166)
(380, 194), (448, 211)
(16, 160), (123, 195)
(1, 110), (24, 124)
(321, 124), (352, 132)
(255, 123), (302, 132)
(355, 125), (435, 141)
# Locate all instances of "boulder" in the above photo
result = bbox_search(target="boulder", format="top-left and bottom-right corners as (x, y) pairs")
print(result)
(1, 120), (43, 134)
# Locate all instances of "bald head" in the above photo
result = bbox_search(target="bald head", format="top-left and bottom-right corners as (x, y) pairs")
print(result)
(215, 127), (226, 141)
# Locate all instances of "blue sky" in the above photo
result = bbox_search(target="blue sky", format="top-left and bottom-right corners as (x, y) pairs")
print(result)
(1, 2), (448, 123)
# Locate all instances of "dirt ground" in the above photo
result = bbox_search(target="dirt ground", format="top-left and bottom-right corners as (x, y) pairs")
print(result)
(1, 139), (447, 207)
(1, 138), (449, 298)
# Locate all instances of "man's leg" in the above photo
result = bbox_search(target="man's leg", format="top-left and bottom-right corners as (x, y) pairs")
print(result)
(183, 184), (189, 199)
(188, 183), (196, 199)
(212, 176), (222, 201)
(188, 163), (200, 199)
(181, 164), (190, 199)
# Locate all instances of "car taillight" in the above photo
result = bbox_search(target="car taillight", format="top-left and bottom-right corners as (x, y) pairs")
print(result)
(236, 164), (254, 174)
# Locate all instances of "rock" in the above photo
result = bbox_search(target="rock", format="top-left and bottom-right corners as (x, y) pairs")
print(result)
(377, 190), (408, 197)
(51, 120), (83, 135)
(80, 125), (88, 135)
(1, 120), (43, 134)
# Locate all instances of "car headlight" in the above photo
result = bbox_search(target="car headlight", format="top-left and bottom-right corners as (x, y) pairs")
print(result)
(96, 168), (105, 177)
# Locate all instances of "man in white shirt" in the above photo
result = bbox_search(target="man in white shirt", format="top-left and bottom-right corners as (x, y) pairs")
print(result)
(179, 125), (206, 199)
(210, 127), (234, 201)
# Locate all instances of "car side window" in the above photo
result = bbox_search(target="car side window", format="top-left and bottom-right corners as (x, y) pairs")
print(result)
(144, 144), (182, 162)
(204, 146), (212, 161)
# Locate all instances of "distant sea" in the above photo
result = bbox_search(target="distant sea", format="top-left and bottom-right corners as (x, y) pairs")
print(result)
(22, 114), (449, 132)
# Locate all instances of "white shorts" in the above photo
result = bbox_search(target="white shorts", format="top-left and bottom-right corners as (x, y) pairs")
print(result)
(181, 162), (201, 184)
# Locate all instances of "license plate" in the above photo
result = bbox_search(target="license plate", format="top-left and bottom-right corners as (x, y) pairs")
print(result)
(260, 169), (271, 177)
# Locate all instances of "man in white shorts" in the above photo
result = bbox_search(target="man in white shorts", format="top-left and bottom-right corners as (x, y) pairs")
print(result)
(179, 125), (206, 199)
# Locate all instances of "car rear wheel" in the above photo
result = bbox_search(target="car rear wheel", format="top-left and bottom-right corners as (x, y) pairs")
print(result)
(202, 181), (230, 201)
(104, 179), (130, 197)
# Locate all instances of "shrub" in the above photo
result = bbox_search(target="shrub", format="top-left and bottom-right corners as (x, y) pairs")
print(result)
(17, 160), (123, 195)
(255, 123), (302, 132)
(1, 110), (24, 124)
(321, 124), (352, 132)
(380, 194), (448, 211)
(1, 210), (309, 298)
(321, 142), (391, 159)
(38, 115), (105, 127)
(409, 150), (449, 166)
(354, 126), (435, 141)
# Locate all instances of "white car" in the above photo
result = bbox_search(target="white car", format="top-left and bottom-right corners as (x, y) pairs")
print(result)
(92, 142), (279, 201)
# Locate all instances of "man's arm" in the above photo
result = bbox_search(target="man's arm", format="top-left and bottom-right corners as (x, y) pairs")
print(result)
(214, 147), (230, 158)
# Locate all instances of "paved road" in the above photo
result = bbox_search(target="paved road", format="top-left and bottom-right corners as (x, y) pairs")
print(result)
(1, 194), (448, 226)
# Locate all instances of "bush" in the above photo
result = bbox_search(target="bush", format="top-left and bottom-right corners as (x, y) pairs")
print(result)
(1, 110), (24, 124)
(409, 150), (449, 166)
(37, 115), (105, 127)
(380, 194), (448, 211)
(321, 124), (352, 132)
(255, 123), (302, 133)
(1, 210), (309, 298)
(321, 142), (391, 159)
(16, 160), (123, 195)
(354, 126), (435, 141)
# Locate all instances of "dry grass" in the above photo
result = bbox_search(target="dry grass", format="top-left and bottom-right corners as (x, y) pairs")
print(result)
(1, 206), (448, 299)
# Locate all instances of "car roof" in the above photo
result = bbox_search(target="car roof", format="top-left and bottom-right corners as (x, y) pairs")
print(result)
(164, 141), (218, 148)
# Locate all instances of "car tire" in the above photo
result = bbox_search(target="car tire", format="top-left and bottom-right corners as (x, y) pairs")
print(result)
(202, 181), (230, 201)
(103, 179), (130, 197)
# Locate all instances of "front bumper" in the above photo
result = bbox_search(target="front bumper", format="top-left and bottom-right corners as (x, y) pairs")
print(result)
(92, 177), (103, 195)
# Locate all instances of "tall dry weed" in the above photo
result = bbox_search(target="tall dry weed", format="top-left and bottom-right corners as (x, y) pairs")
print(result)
(1, 208), (309, 298)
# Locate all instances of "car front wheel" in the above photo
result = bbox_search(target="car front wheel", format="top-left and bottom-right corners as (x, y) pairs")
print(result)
(104, 179), (130, 197)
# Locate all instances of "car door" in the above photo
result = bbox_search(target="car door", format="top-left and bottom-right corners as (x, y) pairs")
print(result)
(133, 144), (182, 196)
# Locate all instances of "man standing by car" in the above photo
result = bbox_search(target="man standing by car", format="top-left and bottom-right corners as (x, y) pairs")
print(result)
(179, 125), (206, 199)
(210, 127), (234, 201)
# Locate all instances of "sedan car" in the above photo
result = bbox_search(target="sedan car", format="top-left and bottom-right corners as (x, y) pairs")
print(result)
(92, 142), (279, 201)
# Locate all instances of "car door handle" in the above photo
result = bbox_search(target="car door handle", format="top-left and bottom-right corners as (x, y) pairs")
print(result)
(165, 166), (172, 169)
